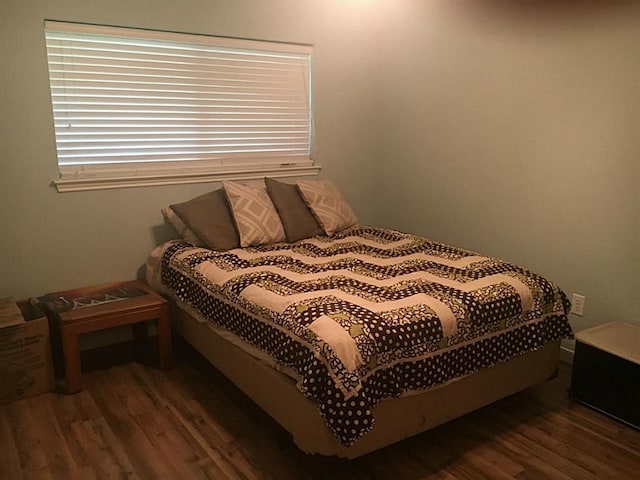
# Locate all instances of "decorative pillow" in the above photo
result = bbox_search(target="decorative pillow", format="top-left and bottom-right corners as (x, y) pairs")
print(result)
(297, 179), (358, 236)
(265, 177), (323, 242)
(223, 180), (286, 247)
(161, 207), (203, 246)
(169, 189), (240, 251)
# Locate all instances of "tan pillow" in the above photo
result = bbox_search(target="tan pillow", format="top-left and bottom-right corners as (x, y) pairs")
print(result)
(169, 189), (240, 251)
(297, 179), (358, 235)
(223, 180), (286, 247)
(265, 177), (323, 242)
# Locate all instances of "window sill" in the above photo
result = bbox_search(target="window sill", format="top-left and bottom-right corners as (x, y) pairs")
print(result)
(53, 165), (322, 193)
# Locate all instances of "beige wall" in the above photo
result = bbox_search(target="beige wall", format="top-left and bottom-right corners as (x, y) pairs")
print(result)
(0, 0), (380, 299)
(374, 1), (640, 337)
(2, 0), (638, 344)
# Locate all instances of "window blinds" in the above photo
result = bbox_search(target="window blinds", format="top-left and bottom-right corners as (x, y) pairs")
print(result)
(44, 21), (315, 190)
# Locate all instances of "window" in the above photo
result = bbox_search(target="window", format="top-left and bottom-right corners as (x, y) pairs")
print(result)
(44, 21), (318, 192)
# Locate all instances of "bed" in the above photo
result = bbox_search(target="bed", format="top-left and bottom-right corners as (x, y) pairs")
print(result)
(147, 182), (573, 459)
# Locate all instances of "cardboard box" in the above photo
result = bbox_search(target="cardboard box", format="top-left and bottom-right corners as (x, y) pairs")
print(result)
(0, 298), (55, 404)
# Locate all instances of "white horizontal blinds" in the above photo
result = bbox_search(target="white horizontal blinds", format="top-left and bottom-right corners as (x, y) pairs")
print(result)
(44, 21), (312, 176)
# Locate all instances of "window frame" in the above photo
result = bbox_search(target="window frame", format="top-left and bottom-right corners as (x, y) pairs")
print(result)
(44, 21), (319, 192)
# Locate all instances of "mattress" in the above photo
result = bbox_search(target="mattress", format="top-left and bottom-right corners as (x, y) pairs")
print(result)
(148, 225), (573, 446)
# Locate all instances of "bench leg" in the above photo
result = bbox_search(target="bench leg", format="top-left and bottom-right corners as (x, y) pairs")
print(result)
(61, 327), (83, 394)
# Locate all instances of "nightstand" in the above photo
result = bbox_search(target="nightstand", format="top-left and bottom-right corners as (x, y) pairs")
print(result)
(39, 281), (171, 394)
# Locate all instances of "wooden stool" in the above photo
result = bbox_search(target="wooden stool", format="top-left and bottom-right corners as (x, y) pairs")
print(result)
(42, 281), (171, 394)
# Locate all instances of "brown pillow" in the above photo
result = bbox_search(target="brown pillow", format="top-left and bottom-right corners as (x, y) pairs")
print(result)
(162, 206), (204, 246)
(265, 177), (323, 242)
(169, 189), (240, 250)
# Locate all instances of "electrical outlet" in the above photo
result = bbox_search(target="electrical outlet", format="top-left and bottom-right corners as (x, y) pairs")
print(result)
(571, 293), (586, 316)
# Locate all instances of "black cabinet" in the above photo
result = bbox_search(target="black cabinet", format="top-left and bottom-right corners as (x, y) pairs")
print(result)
(570, 322), (639, 430)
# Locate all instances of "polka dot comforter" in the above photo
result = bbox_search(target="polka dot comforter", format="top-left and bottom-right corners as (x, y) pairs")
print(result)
(155, 225), (573, 446)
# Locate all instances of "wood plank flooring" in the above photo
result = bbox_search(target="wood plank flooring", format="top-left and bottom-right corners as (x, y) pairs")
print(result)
(1, 340), (638, 479)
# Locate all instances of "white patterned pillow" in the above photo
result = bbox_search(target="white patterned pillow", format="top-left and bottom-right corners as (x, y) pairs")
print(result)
(297, 179), (358, 235)
(223, 180), (286, 247)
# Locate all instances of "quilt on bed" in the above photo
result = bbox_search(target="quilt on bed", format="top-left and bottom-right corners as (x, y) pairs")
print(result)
(153, 225), (573, 446)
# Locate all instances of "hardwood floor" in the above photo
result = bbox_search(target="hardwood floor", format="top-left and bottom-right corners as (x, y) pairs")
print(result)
(1, 340), (638, 480)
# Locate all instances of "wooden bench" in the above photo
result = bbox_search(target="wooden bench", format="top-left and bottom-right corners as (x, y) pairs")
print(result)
(41, 281), (171, 394)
